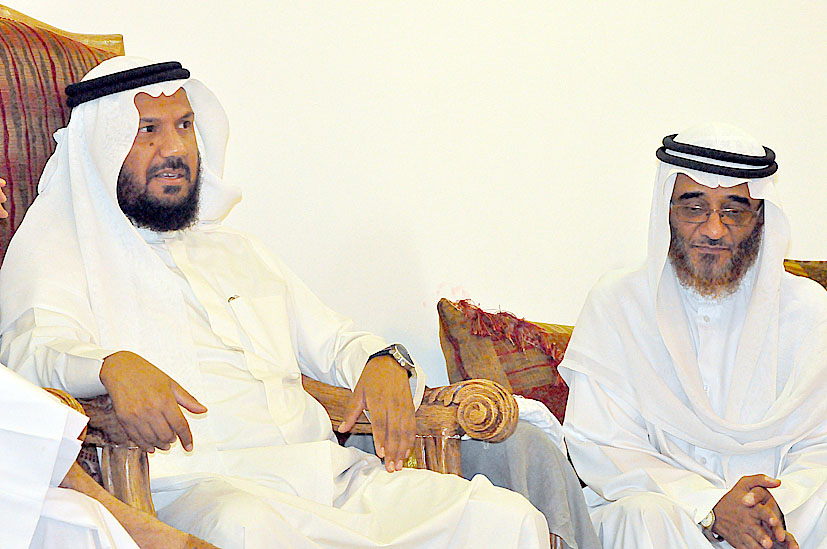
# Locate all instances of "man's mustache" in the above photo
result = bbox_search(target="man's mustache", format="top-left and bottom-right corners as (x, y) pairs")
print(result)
(693, 237), (731, 250)
(146, 157), (191, 182)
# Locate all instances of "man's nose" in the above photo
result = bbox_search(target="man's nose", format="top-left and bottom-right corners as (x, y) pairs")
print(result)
(698, 210), (728, 240)
(158, 127), (186, 157)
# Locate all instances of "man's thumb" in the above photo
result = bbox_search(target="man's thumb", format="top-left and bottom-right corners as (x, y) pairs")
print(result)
(758, 475), (781, 487)
(172, 382), (208, 414)
(337, 392), (364, 433)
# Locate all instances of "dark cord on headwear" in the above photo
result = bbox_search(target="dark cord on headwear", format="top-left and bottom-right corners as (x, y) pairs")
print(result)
(656, 134), (777, 178)
(65, 61), (190, 107)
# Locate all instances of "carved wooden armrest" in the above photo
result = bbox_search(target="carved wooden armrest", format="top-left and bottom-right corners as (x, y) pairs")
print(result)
(77, 394), (155, 515)
(420, 378), (519, 443)
(301, 375), (519, 476)
(44, 387), (87, 421)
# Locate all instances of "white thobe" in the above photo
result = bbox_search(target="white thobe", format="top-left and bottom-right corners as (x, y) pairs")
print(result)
(0, 365), (138, 549)
(2, 226), (548, 548)
(561, 270), (827, 549)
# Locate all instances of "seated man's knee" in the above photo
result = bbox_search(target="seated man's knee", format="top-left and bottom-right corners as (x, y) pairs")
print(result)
(159, 482), (291, 548)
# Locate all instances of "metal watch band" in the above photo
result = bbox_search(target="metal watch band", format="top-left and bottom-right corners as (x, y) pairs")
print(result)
(367, 344), (415, 377)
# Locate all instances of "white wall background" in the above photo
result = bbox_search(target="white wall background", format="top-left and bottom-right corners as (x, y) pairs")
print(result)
(11, 1), (827, 385)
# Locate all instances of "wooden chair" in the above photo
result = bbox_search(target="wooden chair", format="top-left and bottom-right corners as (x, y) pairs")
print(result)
(0, 1), (519, 520)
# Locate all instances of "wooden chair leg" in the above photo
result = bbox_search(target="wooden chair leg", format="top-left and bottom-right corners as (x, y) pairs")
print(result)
(422, 435), (462, 476)
(100, 445), (155, 515)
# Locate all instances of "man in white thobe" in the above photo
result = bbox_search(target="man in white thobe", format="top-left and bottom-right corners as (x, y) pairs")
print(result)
(0, 56), (548, 548)
(559, 124), (827, 548)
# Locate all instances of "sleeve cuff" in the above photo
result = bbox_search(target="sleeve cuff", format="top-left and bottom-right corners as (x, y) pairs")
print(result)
(46, 340), (116, 396)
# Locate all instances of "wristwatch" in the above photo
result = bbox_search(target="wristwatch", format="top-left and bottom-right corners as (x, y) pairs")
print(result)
(701, 509), (723, 541)
(367, 344), (415, 377)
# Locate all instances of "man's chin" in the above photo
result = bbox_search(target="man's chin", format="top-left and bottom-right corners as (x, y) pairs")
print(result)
(691, 250), (730, 270)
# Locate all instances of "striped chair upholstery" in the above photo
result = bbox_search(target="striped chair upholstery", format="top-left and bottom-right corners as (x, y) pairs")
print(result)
(0, 14), (119, 262)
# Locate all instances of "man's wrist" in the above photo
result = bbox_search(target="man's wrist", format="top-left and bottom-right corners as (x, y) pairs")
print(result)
(700, 509), (723, 542)
(367, 344), (415, 378)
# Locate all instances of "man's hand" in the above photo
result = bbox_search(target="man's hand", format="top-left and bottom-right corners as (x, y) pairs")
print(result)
(0, 177), (9, 218)
(712, 475), (798, 549)
(337, 356), (415, 473)
(100, 351), (207, 453)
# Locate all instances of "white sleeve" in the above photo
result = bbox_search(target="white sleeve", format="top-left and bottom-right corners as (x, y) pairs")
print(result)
(772, 424), (827, 519)
(564, 369), (726, 523)
(0, 308), (114, 397)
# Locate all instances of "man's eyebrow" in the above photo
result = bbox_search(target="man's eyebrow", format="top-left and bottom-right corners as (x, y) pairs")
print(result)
(675, 191), (753, 207)
(138, 112), (194, 123)
(726, 195), (751, 206)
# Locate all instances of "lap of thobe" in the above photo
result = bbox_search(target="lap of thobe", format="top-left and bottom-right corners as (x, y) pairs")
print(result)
(589, 491), (827, 549)
(156, 454), (549, 549)
(30, 487), (139, 549)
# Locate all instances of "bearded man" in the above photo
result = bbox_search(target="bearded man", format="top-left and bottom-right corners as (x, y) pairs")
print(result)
(559, 124), (827, 549)
(0, 57), (548, 548)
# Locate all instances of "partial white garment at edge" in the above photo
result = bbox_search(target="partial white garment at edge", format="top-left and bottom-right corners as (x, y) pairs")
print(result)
(0, 365), (138, 549)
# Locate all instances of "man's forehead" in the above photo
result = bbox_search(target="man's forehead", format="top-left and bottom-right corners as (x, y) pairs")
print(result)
(133, 88), (192, 115)
(671, 173), (753, 201)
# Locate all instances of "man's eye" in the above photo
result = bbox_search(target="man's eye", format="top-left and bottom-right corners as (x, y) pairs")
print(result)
(722, 208), (747, 220)
(179, 120), (192, 129)
(139, 125), (154, 133)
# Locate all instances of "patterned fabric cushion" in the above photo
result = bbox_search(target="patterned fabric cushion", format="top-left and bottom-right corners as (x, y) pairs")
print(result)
(0, 18), (117, 263)
(784, 259), (827, 290)
(438, 298), (572, 422)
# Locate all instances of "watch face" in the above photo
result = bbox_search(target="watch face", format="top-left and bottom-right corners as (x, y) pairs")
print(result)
(391, 344), (413, 365)
(701, 511), (715, 528)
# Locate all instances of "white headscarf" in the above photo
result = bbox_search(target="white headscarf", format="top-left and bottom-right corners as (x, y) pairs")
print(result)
(0, 56), (241, 394)
(563, 123), (827, 454)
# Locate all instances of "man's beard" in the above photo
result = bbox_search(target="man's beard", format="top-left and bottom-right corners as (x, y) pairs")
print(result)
(117, 155), (201, 232)
(668, 214), (764, 299)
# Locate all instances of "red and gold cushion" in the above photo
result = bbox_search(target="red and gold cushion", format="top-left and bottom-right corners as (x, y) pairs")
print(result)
(0, 17), (118, 262)
(784, 260), (827, 290)
(438, 298), (572, 423)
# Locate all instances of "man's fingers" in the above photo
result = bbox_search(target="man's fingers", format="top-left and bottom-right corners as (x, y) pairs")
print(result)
(337, 391), (366, 435)
(369, 404), (389, 463)
(785, 531), (799, 549)
(148, 414), (176, 451)
(742, 483), (778, 507)
(744, 526), (774, 549)
(133, 420), (161, 453)
(0, 178), (8, 219)
(381, 407), (415, 472)
(164, 405), (195, 452)
(172, 381), (208, 414)
(743, 475), (781, 489)
(752, 503), (780, 528)
(384, 421), (404, 472)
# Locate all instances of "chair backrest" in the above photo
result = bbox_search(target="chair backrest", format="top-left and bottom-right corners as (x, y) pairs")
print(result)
(0, 4), (123, 263)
